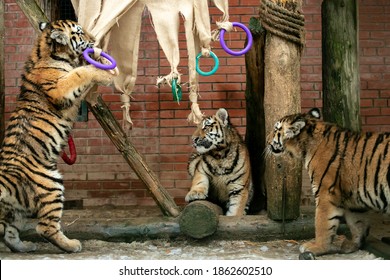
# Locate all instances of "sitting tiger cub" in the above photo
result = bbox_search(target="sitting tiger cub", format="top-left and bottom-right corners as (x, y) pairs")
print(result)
(0, 20), (116, 253)
(267, 108), (390, 258)
(186, 108), (253, 216)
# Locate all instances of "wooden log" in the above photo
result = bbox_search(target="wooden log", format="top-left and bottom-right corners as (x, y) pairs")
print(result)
(21, 208), (323, 243)
(179, 200), (223, 239)
(322, 0), (360, 131)
(263, 0), (303, 221)
(15, 1), (181, 218)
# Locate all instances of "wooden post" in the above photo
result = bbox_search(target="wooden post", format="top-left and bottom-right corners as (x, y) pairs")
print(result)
(244, 18), (267, 213)
(15, 0), (181, 217)
(322, 0), (360, 131)
(261, 0), (304, 221)
(179, 200), (223, 239)
(0, 0), (4, 143)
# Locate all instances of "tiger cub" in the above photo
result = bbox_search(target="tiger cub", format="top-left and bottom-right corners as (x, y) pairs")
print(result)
(267, 108), (390, 258)
(0, 20), (116, 253)
(186, 108), (253, 216)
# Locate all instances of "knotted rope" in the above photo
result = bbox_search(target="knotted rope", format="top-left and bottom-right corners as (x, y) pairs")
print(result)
(211, 21), (234, 42)
(259, 0), (305, 48)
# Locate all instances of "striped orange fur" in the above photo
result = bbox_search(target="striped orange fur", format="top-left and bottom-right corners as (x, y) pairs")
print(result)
(268, 108), (390, 258)
(186, 108), (253, 216)
(0, 20), (115, 253)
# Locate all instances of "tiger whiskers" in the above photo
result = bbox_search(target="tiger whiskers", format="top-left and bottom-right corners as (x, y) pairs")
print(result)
(262, 146), (273, 161)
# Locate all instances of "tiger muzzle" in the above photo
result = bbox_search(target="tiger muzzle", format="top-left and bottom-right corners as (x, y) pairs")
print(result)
(269, 141), (284, 155)
(193, 137), (212, 149)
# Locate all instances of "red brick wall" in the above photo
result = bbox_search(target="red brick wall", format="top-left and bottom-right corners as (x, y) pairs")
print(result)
(3, 0), (390, 207)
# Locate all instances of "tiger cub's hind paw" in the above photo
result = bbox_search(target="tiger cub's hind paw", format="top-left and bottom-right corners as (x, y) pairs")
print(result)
(49, 236), (82, 253)
(62, 238), (82, 253)
(5, 240), (37, 253)
(3, 225), (38, 252)
(37, 225), (82, 253)
(299, 251), (316, 260)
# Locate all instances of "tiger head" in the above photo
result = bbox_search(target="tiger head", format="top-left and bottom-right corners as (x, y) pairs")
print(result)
(267, 108), (321, 157)
(37, 19), (95, 63)
(192, 108), (232, 154)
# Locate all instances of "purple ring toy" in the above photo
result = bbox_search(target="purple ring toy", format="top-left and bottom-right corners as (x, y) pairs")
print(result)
(220, 22), (253, 56)
(83, 48), (117, 70)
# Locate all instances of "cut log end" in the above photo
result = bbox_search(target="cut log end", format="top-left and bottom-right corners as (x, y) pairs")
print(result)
(179, 200), (223, 239)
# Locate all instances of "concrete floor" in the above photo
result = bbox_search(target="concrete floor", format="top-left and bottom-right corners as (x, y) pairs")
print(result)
(0, 206), (389, 260)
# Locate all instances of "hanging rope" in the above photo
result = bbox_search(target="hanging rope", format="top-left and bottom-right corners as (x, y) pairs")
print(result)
(259, 0), (305, 48)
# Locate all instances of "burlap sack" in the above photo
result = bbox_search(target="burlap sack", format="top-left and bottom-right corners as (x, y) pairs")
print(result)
(71, 0), (230, 126)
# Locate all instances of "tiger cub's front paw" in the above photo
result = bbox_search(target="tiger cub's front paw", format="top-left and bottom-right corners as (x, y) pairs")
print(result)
(299, 241), (316, 253)
(185, 189), (207, 202)
(64, 239), (82, 253)
(299, 239), (340, 257)
(96, 71), (116, 86)
(86, 65), (117, 86)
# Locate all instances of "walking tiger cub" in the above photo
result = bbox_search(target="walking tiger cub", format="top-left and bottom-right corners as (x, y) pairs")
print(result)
(0, 20), (116, 253)
(267, 108), (390, 258)
(186, 108), (253, 216)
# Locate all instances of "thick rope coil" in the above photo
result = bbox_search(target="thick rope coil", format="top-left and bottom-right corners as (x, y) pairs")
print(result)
(259, 0), (305, 48)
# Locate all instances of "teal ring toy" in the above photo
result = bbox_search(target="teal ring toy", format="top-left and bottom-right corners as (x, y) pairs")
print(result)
(171, 78), (182, 101)
(195, 51), (219, 76)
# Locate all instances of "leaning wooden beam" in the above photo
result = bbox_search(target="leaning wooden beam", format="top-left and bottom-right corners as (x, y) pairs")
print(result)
(16, 0), (181, 217)
(15, 0), (47, 25)
(86, 93), (181, 217)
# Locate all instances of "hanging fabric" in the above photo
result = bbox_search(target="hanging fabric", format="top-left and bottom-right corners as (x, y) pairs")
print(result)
(71, 0), (231, 127)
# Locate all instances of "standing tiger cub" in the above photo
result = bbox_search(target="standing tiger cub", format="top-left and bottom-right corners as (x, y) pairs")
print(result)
(186, 108), (253, 216)
(0, 20), (116, 253)
(267, 108), (390, 258)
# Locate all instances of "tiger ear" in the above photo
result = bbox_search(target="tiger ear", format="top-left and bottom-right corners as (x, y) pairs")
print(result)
(308, 108), (321, 119)
(216, 108), (229, 127)
(286, 121), (305, 139)
(39, 22), (49, 31)
(50, 29), (69, 45)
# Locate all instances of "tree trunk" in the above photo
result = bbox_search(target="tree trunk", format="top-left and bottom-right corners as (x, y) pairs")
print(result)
(322, 0), (360, 131)
(245, 18), (267, 213)
(264, 34), (302, 221)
